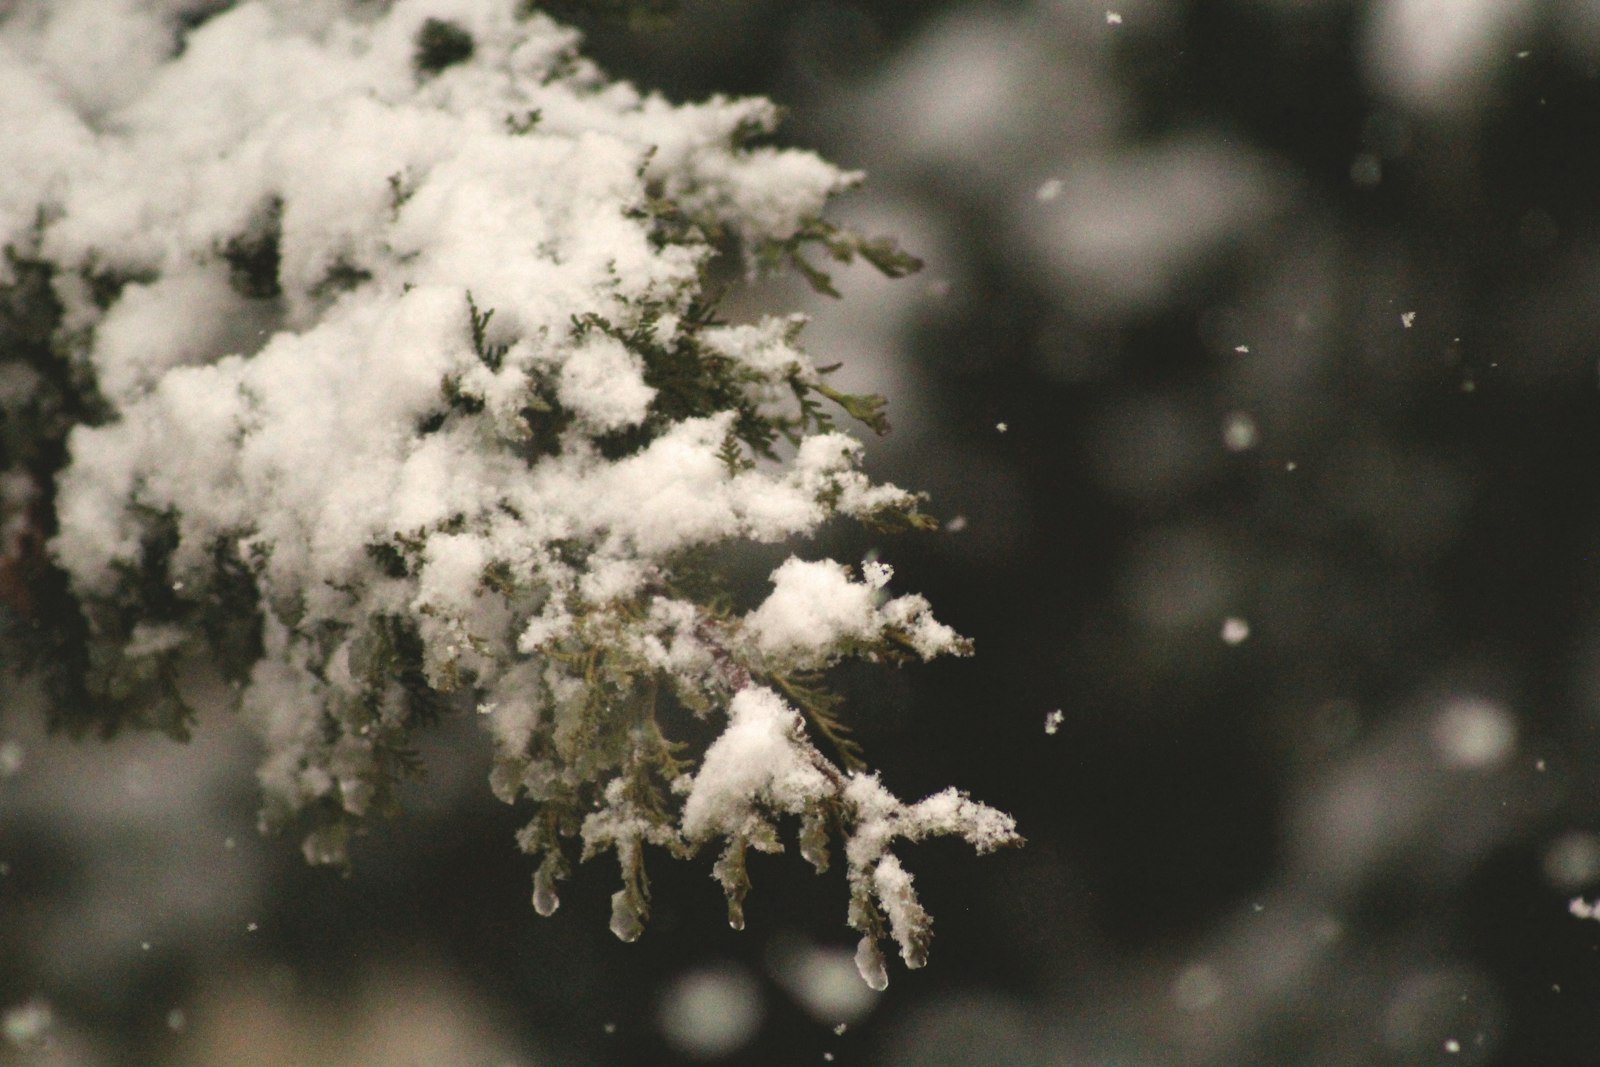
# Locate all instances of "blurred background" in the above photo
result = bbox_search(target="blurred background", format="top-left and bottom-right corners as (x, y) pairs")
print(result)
(11, 0), (1600, 1063)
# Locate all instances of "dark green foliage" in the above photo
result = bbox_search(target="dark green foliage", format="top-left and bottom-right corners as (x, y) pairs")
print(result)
(0, 246), (59, 362)
(80, 257), (158, 313)
(386, 172), (414, 220)
(617, 195), (924, 458)
(636, 312), (779, 458)
(195, 537), (264, 684)
(459, 297), (585, 459)
(519, 396), (572, 461)
(346, 612), (448, 726)
(221, 198), (283, 299)
(760, 218), (923, 300)
(2, 240), (117, 737)
(466, 291), (508, 371)
(83, 632), (197, 741)
(413, 18), (475, 76)
(716, 430), (753, 475)
(122, 508), (185, 624)
(52, 509), (199, 740)
(310, 258), (373, 300)
(387, 613), (450, 726)
(854, 498), (940, 535)
(770, 670), (865, 771)
(173, 1), (230, 53)
(567, 295), (901, 467)
(0, 250), (68, 476)
(10, 483), (263, 741)
(440, 375), (487, 416)
(366, 540), (410, 578)
(788, 361), (892, 440)
(504, 109), (543, 135)
(812, 378), (891, 436)
(628, 192), (709, 252)
(255, 608), (467, 862)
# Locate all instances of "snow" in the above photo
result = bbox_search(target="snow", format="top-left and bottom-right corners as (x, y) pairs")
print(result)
(854, 938), (889, 992)
(635, 597), (717, 678)
(639, 96), (859, 243)
(0, 43), (96, 272)
(90, 266), (272, 404)
(15, 0), (174, 119)
(902, 785), (1021, 854)
(517, 415), (819, 555)
(743, 559), (885, 660)
(415, 533), (488, 615)
(871, 854), (927, 966)
(575, 556), (650, 605)
(885, 592), (965, 659)
(480, 665), (544, 764)
(702, 316), (810, 378)
(558, 334), (656, 432)
(742, 558), (965, 668)
(5, 0), (1011, 984)
(681, 687), (830, 841)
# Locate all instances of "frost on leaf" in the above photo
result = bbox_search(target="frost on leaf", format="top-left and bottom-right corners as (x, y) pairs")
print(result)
(0, 0), (1018, 983)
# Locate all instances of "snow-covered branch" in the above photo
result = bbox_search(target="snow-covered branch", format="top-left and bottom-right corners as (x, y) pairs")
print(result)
(0, 0), (1016, 985)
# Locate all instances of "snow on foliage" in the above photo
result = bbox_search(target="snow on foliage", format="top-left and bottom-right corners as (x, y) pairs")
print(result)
(0, 0), (1017, 983)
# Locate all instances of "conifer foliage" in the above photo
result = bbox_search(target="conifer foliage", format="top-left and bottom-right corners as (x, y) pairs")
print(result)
(0, 0), (1017, 985)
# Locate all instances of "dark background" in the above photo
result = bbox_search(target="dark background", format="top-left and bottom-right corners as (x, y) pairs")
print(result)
(10, 1), (1600, 1064)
